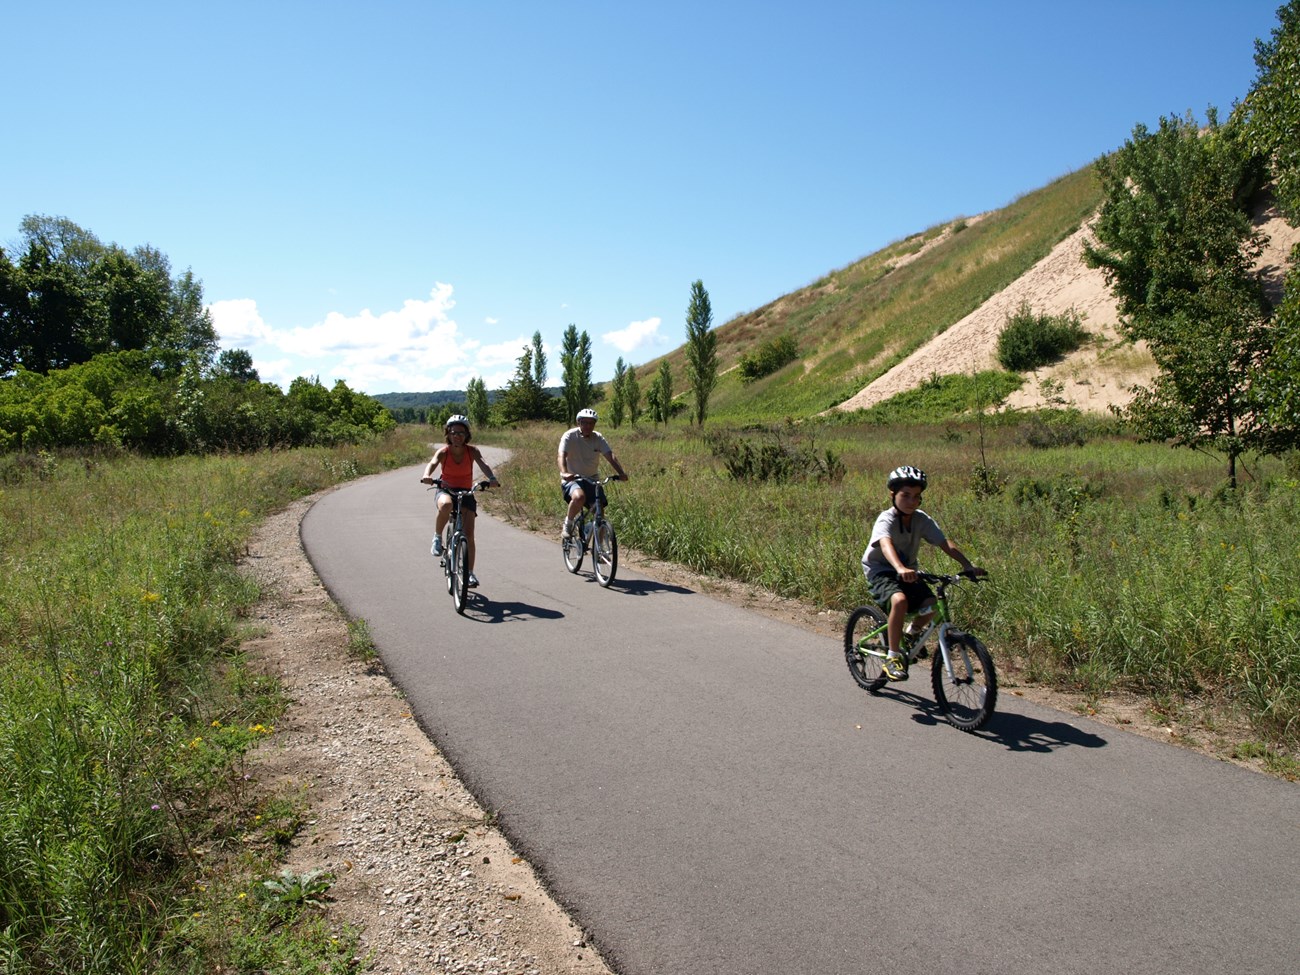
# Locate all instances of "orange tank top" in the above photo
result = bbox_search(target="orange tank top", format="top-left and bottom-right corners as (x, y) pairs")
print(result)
(438, 445), (479, 489)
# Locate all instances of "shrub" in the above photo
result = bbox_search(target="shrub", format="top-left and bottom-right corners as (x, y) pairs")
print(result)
(997, 301), (1088, 371)
(737, 334), (799, 384)
(705, 425), (844, 483)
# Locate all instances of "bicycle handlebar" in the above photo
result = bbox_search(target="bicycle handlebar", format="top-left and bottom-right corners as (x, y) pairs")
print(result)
(917, 569), (987, 585)
(424, 479), (493, 493)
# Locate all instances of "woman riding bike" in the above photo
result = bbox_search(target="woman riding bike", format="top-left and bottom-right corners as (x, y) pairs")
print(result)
(421, 415), (499, 588)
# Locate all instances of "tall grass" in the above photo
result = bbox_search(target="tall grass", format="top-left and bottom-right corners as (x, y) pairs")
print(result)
(494, 419), (1300, 748)
(0, 429), (429, 974)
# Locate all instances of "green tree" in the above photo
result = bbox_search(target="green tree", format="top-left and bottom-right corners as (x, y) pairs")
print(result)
(465, 376), (490, 428)
(559, 324), (594, 420)
(624, 364), (641, 426)
(1240, 0), (1300, 438)
(496, 345), (549, 423)
(645, 359), (673, 426)
(609, 357), (627, 428)
(1083, 110), (1276, 486)
(214, 348), (259, 382)
(684, 280), (717, 425)
(531, 330), (547, 389)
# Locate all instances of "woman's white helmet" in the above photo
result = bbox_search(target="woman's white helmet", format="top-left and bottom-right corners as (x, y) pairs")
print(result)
(444, 414), (471, 439)
(887, 465), (927, 491)
(576, 408), (598, 421)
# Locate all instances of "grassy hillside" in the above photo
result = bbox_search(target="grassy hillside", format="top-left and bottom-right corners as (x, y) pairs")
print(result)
(638, 166), (1103, 421)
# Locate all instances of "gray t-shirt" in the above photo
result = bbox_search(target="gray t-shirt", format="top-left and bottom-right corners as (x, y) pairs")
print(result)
(558, 427), (612, 478)
(861, 507), (947, 579)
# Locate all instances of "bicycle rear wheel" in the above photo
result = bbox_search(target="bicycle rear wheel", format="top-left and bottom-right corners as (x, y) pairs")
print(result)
(451, 533), (470, 614)
(932, 632), (997, 731)
(843, 606), (889, 693)
(562, 517), (585, 573)
(592, 518), (618, 587)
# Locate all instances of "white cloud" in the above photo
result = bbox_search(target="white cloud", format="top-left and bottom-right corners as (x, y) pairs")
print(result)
(209, 298), (273, 345)
(601, 316), (663, 354)
(475, 335), (532, 369)
(206, 283), (519, 393)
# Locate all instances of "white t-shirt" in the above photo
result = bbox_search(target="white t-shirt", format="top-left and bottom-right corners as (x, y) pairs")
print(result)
(558, 427), (612, 478)
(861, 507), (946, 578)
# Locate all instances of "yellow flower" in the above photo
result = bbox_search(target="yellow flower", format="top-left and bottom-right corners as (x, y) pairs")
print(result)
(142, 591), (161, 603)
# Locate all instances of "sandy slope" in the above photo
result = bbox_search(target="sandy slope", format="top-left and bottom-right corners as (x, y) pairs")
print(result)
(830, 204), (1299, 415)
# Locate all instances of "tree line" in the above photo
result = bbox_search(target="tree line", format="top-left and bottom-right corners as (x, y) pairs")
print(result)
(0, 216), (394, 454)
(441, 278), (718, 431)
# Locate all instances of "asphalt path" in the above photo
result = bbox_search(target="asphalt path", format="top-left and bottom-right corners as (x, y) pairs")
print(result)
(302, 455), (1298, 975)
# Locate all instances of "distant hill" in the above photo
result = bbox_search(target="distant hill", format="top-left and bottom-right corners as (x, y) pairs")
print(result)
(372, 391), (470, 410)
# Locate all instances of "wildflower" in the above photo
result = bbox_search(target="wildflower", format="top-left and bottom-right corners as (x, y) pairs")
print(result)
(142, 591), (161, 603)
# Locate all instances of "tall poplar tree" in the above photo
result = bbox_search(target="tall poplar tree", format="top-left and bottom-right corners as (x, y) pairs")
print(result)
(684, 280), (717, 426)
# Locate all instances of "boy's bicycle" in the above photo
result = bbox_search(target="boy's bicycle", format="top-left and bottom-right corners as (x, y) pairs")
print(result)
(431, 479), (491, 615)
(562, 475), (619, 587)
(843, 570), (997, 731)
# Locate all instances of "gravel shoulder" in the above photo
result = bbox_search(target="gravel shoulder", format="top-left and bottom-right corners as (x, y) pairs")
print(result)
(239, 481), (1284, 972)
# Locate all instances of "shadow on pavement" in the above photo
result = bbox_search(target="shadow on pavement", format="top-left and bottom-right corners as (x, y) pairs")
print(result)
(971, 709), (1109, 753)
(463, 597), (566, 624)
(870, 687), (1111, 753)
(604, 577), (695, 596)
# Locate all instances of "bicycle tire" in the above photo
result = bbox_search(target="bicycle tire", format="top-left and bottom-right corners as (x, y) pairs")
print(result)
(843, 605), (889, 693)
(931, 632), (997, 731)
(451, 532), (470, 614)
(442, 529), (454, 594)
(593, 518), (618, 587)
(562, 517), (585, 573)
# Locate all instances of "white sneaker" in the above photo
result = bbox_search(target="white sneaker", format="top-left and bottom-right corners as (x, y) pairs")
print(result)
(467, 572), (480, 588)
(563, 519), (574, 537)
(431, 536), (443, 556)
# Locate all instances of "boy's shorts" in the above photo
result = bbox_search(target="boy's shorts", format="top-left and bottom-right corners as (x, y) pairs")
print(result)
(869, 571), (934, 614)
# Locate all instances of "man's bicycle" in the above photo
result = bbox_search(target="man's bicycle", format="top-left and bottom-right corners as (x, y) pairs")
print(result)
(562, 475), (619, 587)
(430, 479), (490, 615)
(843, 570), (997, 731)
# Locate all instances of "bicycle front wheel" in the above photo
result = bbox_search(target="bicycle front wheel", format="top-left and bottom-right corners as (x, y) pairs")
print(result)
(843, 606), (889, 693)
(932, 632), (997, 731)
(451, 533), (470, 614)
(562, 519), (585, 573)
(592, 519), (618, 587)
(442, 529), (454, 594)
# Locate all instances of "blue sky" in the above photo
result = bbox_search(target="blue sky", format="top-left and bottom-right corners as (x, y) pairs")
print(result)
(2, 1), (1286, 394)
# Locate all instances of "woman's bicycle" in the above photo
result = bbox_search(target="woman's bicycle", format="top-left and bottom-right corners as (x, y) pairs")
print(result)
(430, 479), (491, 615)
(562, 475), (620, 587)
(843, 570), (997, 731)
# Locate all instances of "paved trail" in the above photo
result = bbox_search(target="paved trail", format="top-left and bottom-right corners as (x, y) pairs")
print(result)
(303, 459), (1298, 975)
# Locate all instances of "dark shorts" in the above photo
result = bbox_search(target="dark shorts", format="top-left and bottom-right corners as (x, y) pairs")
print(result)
(562, 477), (605, 508)
(869, 572), (934, 614)
(438, 490), (477, 514)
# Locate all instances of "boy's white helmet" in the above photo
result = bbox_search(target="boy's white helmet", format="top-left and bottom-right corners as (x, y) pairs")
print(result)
(887, 465), (927, 491)
(576, 408), (598, 421)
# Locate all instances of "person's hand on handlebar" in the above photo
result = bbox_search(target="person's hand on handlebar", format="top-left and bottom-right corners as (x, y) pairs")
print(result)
(421, 475), (439, 486)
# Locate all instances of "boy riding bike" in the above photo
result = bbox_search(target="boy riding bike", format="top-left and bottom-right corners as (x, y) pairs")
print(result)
(861, 465), (984, 681)
(421, 415), (498, 588)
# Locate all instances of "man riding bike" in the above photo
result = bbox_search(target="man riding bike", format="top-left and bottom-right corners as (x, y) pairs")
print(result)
(557, 408), (628, 538)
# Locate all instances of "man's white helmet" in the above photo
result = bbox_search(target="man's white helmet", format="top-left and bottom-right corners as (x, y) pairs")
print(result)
(576, 408), (598, 421)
